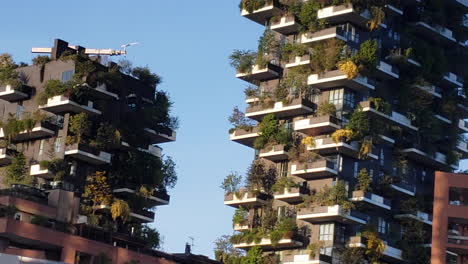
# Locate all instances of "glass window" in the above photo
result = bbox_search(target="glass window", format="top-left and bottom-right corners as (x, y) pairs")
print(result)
(54, 137), (62, 153)
(16, 103), (23, 119)
(61, 70), (74, 82)
(320, 247), (333, 256)
(353, 162), (358, 178)
(422, 170), (426, 183)
(378, 217), (388, 234)
(39, 139), (45, 155)
(329, 89), (343, 106)
(319, 223), (334, 241)
(380, 149), (385, 166)
(276, 162), (288, 177)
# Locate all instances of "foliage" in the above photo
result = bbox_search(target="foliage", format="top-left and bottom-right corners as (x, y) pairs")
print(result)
(162, 156), (178, 189)
(91, 122), (121, 150)
(288, 133), (319, 163)
(214, 235), (243, 264)
(0, 53), (21, 89)
(298, 1), (326, 32)
(246, 160), (277, 194)
(229, 50), (257, 73)
(316, 102), (336, 116)
(307, 242), (323, 258)
(281, 43), (308, 61)
(355, 168), (372, 192)
(221, 172), (243, 194)
(271, 177), (299, 193)
(399, 219), (429, 264)
(0, 113), (38, 142)
(117, 59), (133, 75)
(301, 136), (315, 148)
(331, 129), (354, 143)
(362, 230), (385, 263)
(310, 39), (344, 73)
(279, 67), (310, 98)
(83, 171), (112, 212)
(352, 40), (378, 73)
(253, 114), (291, 150)
(368, 7), (385, 31)
(240, 0), (269, 13)
(244, 85), (259, 97)
(37, 79), (91, 105)
(257, 30), (280, 56)
(340, 247), (366, 264)
(0, 205), (17, 217)
(368, 97), (391, 114)
(311, 181), (354, 210)
(66, 113), (91, 145)
(137, 225), (161, 249)
(229, 107), (255, 133)
(110, 199), (130, 222)
(233, 207), (249, 225)
(32, 55), (51, 66)
(3, 153), (32, 187)
(131, 66), (162, 88)
(358, 137), (373, 159)
(338, 60), (359, 79)
(244, 246), (264, 264)
(39, 159), (70, 181)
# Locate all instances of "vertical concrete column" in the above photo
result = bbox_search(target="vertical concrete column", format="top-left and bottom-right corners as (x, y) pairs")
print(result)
(61, 246), (76, 264)
(432, 172), (449, 264)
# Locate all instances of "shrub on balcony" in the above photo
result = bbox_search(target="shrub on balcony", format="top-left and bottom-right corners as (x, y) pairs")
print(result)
(38, 79), (92, 105)
(239, 0), (271, 13)
(3, 153), (32, 187)
(214, 235), (243, 263)
(331, 129), (354, 143)
(355, 168), (372, 192)
(352, 40), (378, 74)
(244, 85), (259, 97)
(229, 50), (257, 73)
(279, 67), (310, 98)
(233, 207), (249, 226)
(269, 217), (297, 246)
(0, 53), (22, 89)
(298, 1), (326, 32)
(316, 102), (337, 117)
(311, 180), (354, 210)
(30, 215), (49, 227)
(221, 172), (243, 194)
(246, 160), (277, 194)
(272, 176), (299, 193)
(228, 107), (255, 133)
(310, 39), (345, 73)
(111, 199), (130, 222)
(368, 97), (391, 114)
(131, 66), (162, 88)
(90, 122), (121, 150)
(254, 114), (292, 150)
(66, 113), (91, 145)
(399, 219), (429, 263)
(39, 159), (70, 181)
(367, 6), (385, 31)
(135, 225), (161, 249)
(281, 43), (308, 61)
(83, 171), (112, 214)
(288, 133), (319, 163)
(338, 60), (359, 79)
(358, 137), (373, 159)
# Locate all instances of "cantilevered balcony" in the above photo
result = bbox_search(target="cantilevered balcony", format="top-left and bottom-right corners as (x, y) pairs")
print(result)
(283, 254), (332, 264)
(285, 55), (310, 68)
(395, 211), (432, 225)
(318, 4), (380, 28)
(259, 144), (288, 161)
(359, 101), (418, 131)
(88, 83), (119, 100)
(64, 144), (111, 165)
(293, 115), (341, 136)
(0, 122), (55, 142)
(384, 4), (403, 16)
(274, 185), (309, 204)
(350, 191), (391, 210)
(348, 236), (404, 262)
(402, 148), (456, 169)
(298, 205), (367, 224)
(0, 84), (28, 102)
(414, 22), (457, 46)
(230, 126), (259, 147)
(308, 70), (375, 92)
(306, 136), (378, 160)
(414, 84), (442, 98)
(441, 72), (464, 89)
(460, 119), (468, 133)
(0, 148), (13, 166)
(29, 164), (54, 179)
(457, 141), (468, 158)
(113, 187), (170, 206)
(224, 190), (269, 208)
(233, 221), (250, 231)
(39, 95), (101, 115)
(130, 208), (155, 223)
(245, 97), (315, 121)
(376, 61), (399, 80)
(300, 26), (348, 44)
(291, 160), (338, 180)
(240, 1), (281, 25)
(144, 128), (176, 144)
(233, 236), (303, 250)
(270, 15), (298, 34)
(236, 63), (281, 84)
(390, 181), (416, 196)
(137, 145), (162, 158)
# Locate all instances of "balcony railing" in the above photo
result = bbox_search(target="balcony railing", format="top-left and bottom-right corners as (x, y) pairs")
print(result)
(308, 70), (376, 92)
(137, 145), (162, 158)
(317, 4), (383, 28)
(224, 190), (269, 208)
(285, 55), (310, 68)
(236, 63), (281, 84)
(283, 253), (332, 264)
(130, 208), (155, 222)
(376, 61), (399, 79)
(39, 95), (101, 115)
(402, 148), (456, 169)
(259, 144), (288, 161)
(0, 122), (56, 142)
(64, 144), (111, 165)
(229, 126), (259, 147)
(270, 15), (298, 34)
(359, 101), (418, 131)
(441, 72), (464, 89)
(291, 160), (338, 179)
(30, 164), (54, 179)
(348, 236), (403, 261)
(297, 205), (368, 224)
(274, 185), (309, 204)
(413, 84), (442, 98)
(293, 115), (341, 136)
(233, 236), (303, 250)
(0, 148), (14, 166)
(351, 191), (391, 210)
(0, 84), (28, 102)
(113, 187), (170, 207)
(414, 21), (457, 46)
(144, 127), (176, 144)
(88, 83), (119, 100)
(395, 211), (432, 225)
(390, 181), (416, 196)
(245, 97), (315, 121)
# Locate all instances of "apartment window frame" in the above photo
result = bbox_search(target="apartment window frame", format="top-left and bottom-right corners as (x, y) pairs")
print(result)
(16, 103), (23, 119)
(54, 137), (62, 153)
(39, 139), (45, 156)
(319, 223), (334, 241)
(61, 70), (74, 82)
(378, 217), (388, 234)
(353, 161), (359, 178)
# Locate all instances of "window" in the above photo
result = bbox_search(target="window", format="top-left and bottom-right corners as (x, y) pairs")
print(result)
(329, 89), (344, 106)
(276, 162), (288, 177)
(277, 206), (286, 219)
(380, 149), (385, 166)
(16, 103), (23, 119)
(338, 155), (343, 172)
(61, 70), (74, 82)
(353, 162), (359, 178)
(378, 217), (388, 234)
(422, 170), (426, 183)
(320, 247), (333, 257)
(319, 223), (334, 241)
(54, 137), (62, 153)
(14, 213), (21, 221)
(369, 169), (374, 180)
(39, 139), (45, 155)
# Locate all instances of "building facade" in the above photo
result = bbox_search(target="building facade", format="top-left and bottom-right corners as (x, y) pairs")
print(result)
(0, 39), (180, 264)
(224, 0), (467, 263)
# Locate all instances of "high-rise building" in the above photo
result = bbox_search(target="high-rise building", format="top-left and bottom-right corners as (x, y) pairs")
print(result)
(0, 39), (184, 263)
(223, 1), (467, 263)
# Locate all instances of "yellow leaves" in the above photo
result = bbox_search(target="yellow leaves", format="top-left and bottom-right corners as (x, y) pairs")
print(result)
(84, 171), (112, 207)
(338, 60), (359, 79)
(368, 7), (385, 31)
(137, 185), (154, 198)
(363, 231), (386, 260)
(301, 136), (315, 148)
(331, 129), (354, 143)
(111, 199), (130, 222)
(359, 138), (373, 159)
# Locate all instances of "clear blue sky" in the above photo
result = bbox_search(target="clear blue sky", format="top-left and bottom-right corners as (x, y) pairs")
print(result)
(1, 0), (467, 259)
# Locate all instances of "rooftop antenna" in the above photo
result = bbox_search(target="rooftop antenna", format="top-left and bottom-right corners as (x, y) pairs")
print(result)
(188, 236), (195, 249)
(120, 42), (139, 57)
